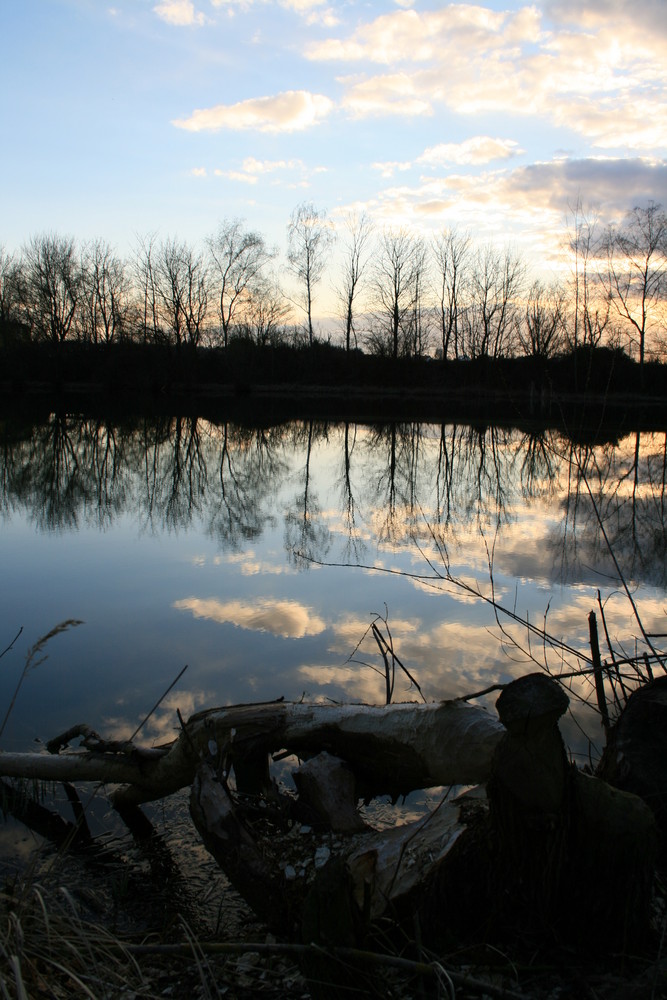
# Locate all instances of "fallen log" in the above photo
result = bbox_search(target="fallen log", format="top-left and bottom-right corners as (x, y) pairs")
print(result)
(0, 674), (658, 988)
(187, 674), (657, 971)
(0, 698), (505, 807)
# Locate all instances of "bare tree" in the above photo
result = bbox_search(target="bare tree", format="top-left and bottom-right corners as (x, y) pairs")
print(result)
(240, 281), (290, 347)
(0, 246), (26, 329)
(433, 228), (471, 360)
(408, 239), (432, 358)
(469, 245), (525, 358)
(287, 202), (334, 346)
(517, 280), (566, 359)
(79, 239), (129, 344)
(602, 201), (667, 373)
(207, 219), (276, 348)
(335, 211), (373, 353)
(566, 200), (611, 352)
(22, 233), (80, 345)
(155, 238), (209, 349)
(369, 228), (426, 359)
(133, 233), (162, 344)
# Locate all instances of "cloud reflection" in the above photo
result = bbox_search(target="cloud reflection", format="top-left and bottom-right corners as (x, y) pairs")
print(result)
(173, 596), (326, 638)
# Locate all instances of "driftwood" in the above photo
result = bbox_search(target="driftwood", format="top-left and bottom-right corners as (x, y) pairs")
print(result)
(0, 674), (660, 993)
(185, 674), (657, 965)
(0, 698), (505, 807)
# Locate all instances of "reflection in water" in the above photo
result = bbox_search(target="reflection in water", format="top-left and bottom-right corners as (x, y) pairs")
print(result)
(173, 596), (326, 638)
(1, 413), (666, 586)
(1, 411), (666, 760)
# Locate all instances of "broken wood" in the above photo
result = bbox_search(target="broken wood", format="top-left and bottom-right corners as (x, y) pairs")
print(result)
(0, 698), (505, 808)
(0, 673), (659, 976)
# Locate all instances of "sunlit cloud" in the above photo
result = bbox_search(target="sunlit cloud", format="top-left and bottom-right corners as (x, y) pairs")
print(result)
(371, 160), (412, 179)
(341, 73), (433, 119)
(153, 0), (205, 26)
(225, 550), (292, 575)
(173, 596), (326, 638)
(307, 3), (666, 151)
(212, 0), (338, 26)
(173, 90), (334, 133)
(417, 137), (524, 167)
(355, 155), (667, 263)
(190, 166), (207, 177)
(215, 156), (326, 186)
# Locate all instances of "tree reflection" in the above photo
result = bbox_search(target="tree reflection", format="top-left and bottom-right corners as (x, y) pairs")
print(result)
(0, 413), (665, 590)
(335, 422), (366, 562)
(209, 423), (286, 549)
(552, 432), (667, 587)
(284, 420), (331, 567)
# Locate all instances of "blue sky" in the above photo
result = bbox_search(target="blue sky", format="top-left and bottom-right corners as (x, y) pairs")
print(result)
(2, 0), (666, 303)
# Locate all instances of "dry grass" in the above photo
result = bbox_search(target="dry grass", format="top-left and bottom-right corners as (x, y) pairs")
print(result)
(0, 875), (149, 998)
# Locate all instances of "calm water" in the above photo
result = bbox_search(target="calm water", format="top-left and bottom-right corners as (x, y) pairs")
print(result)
(1, 413), (666, 765)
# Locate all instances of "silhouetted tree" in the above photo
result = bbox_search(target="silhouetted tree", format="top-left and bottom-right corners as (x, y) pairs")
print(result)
(79, 239), (129, 344)
(0, 246), (25, 327)
(433, 229), (471, 360)
(368, 229), (425, 359)
(518, 281), (566, 359)
(469, 245), (524, 358)
(155, 238), (209, 349)
(566, 200), (611, 354)
(22, 233), (80, 345)
(287, 202), (334, 346)
(602, 201), (667, 375)
(207, 219), (276, 348)
(133, 233), (162, 344)
(239, 281), (290, 346)
(335, 212), (373, 353)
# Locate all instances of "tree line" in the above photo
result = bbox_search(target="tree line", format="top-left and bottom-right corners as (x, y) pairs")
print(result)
(1, 201), (665, 372)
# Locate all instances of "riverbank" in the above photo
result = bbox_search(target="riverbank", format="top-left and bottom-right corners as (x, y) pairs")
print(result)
(2, 339), (667, 437)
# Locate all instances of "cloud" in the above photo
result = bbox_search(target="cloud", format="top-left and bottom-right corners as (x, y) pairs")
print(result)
(211, 0), (338, 26)
(172, 89), (334, 133)
(153, 0), (205, 26)
(307, 4), (666, 151)
(173, 596), (326, 638)
(359, 155), (667, 257)
(371, 160), (412, 179)
(216, 156), (325, 186)
(418, 137), (524, 167)
(341, 73), (433, 119)
(190, 166), (207, 177)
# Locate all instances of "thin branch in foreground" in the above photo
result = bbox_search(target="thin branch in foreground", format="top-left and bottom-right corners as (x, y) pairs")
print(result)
(0, 626), (23, 662)
(128, 663), (189, 743)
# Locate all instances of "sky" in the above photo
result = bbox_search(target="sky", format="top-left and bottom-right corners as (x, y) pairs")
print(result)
(2, 0), (666, 311)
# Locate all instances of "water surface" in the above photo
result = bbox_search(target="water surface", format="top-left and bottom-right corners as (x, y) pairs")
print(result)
(1, 414), (665, 766)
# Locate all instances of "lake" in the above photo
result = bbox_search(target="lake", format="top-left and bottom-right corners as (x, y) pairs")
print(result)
(1, 411), (666, 771)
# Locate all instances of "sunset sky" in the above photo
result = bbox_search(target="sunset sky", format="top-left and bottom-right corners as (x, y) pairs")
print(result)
(2, 0), (666, 308)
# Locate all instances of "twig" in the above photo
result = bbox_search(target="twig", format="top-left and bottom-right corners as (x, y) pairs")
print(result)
(0, 627), (23, 662)
(588, 611), (610, 735)
(128, 663), (188, 743)
(122, 940), (525, 998)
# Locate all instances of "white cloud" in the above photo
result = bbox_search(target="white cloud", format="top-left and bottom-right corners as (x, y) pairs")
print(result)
(341, 73), (433, 119)
(354, 155), (667, 267)
(172, 89), (334, 133)
(371, 159), (412, 179)
(190, 166), (207, 177)
(153, 0), (205, 26)
(418, 137), (524, 167)
(173, 596), (327, 638)
(212, 0), (338, 26)
(216, 156), (325, 185)
(306, 4), (666, 151)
